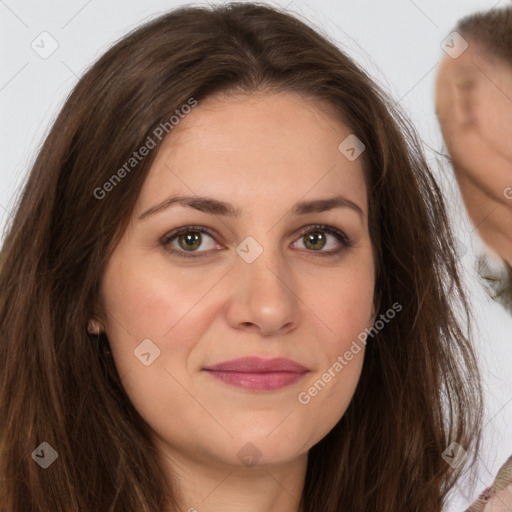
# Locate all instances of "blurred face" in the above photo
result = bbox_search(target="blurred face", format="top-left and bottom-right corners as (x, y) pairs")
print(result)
(99, 92), (376, 472)
(435, 39), (512, 201)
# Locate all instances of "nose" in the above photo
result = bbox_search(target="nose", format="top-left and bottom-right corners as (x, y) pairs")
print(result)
(224, 245), (301, 337)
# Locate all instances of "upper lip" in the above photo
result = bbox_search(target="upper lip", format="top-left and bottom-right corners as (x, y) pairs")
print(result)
(203, 357), (308, 373)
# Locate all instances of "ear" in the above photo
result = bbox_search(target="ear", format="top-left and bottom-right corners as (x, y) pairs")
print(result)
(435, 54), (478, 131)
(88, 295), (107, 334)
(452, 74), (478, 128)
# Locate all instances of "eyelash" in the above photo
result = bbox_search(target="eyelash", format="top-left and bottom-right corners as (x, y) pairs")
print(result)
(160, 224), (353, 259)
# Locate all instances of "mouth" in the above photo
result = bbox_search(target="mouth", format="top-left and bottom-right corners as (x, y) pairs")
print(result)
(202, 356), (309, 391)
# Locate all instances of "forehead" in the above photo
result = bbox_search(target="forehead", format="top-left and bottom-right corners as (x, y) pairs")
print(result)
(438, 38), (509, 79)
(135, 91), (368, 218)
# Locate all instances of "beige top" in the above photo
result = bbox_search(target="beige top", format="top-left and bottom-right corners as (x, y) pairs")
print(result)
(466, 456), (512, 511)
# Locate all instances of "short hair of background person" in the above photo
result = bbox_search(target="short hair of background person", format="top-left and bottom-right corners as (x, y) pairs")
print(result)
(0, 3), (483, 512)
(458, 5), (512, 62)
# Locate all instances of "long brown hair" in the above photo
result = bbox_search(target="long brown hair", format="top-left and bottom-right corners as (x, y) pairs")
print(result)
(0, 3), (482, 511)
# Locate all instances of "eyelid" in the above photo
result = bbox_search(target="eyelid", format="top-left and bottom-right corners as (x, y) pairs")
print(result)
(160, 224), (353, 259)
(291, 225), (353, 257)
(160, 225), (220, 258)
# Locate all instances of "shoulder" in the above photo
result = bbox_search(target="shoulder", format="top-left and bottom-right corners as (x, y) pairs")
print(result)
(467, 455), (512, 512)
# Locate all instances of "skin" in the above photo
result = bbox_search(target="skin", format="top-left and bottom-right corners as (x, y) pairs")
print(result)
(435, 38), (512, 266)
(94, 91), (376, 512)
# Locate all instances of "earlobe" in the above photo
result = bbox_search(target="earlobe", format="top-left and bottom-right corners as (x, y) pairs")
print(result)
(370, 301), (378, 325)
(87, 319), (104, 335)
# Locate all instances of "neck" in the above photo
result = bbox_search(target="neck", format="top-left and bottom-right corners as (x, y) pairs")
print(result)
(156, 439), (307, 512)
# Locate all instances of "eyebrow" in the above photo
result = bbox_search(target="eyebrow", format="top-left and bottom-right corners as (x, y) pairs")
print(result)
(138, 194), (364, 221)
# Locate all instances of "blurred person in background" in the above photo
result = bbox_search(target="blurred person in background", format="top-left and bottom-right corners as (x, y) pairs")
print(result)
(435, 5), (512, 512)
(436, 5), (512, 315)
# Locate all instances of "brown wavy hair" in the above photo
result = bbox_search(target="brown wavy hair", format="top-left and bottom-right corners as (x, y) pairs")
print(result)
(0, 2), (483, 511)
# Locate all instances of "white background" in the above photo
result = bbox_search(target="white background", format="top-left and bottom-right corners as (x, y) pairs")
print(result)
(1, 1), (511, 509)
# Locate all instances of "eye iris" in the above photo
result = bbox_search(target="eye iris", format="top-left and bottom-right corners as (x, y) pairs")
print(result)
(304, 231), (326, 251)
(178, 231), (201, 251)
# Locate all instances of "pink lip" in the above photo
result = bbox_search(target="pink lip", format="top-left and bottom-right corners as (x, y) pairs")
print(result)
(202, 357), (309, 391)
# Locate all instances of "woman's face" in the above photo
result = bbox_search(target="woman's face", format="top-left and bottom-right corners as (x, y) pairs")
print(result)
(99, 91), (376, 470)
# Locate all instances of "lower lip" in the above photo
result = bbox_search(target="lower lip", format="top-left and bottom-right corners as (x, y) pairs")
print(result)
(204, 370), (307, 390)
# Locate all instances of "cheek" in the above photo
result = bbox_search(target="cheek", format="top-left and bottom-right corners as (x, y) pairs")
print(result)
(294, 328), (366, 454)
(475, 82), (512, 160)
(99, 259), (218, 429)
(292, 264), (374, 436)
(313, 263), (375, 347)
(101, 255), (217, 342)
(99, 259), (189, 384)
(99, 254), (236, 406)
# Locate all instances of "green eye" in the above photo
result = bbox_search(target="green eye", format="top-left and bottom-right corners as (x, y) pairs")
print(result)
(293, 225), (352, 255)
(162, 227), (218, 257)
(303, 230), (327, 251)
(177, 231), (203, 251)
(161, 224), (353, 259)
